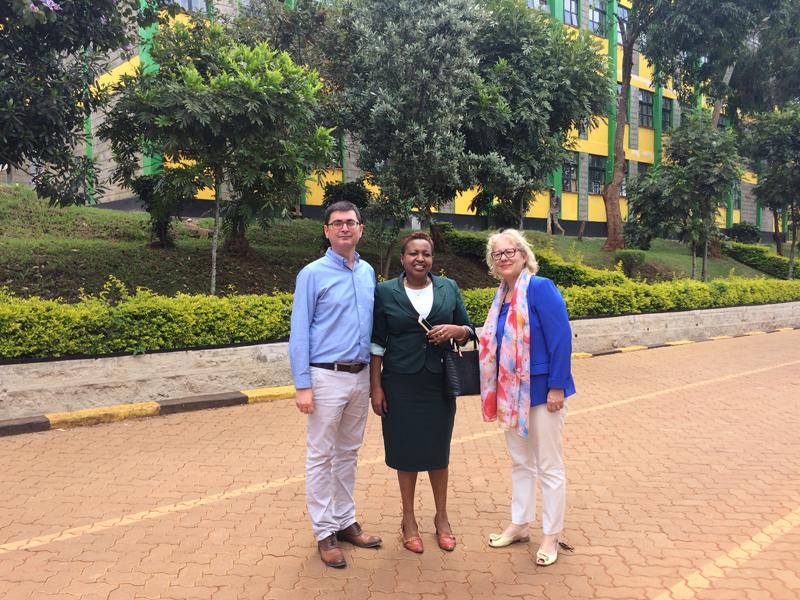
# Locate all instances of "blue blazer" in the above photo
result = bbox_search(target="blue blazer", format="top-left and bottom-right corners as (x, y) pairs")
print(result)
(497, 276), (576, 406)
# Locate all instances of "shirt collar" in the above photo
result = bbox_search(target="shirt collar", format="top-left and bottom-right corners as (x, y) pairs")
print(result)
(325, 247), (360, 269)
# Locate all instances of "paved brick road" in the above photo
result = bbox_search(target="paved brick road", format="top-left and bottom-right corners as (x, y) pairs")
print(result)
(1, 331), (799, 600)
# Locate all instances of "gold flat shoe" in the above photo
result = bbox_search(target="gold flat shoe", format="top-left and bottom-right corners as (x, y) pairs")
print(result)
(488, 531), (530, 548)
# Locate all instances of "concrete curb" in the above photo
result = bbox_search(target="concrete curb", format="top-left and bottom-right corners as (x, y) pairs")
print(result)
(1, 328), (796, 438)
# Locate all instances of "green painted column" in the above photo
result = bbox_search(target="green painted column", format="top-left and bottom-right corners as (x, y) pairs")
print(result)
(605, 0), (618, 184)
(554, 166), (563, 218)
(575, 153), (581, 219)
(653, 83), (663, 167)
(206, 0), (215, 22)
(138, 0), (162, 176)
(550, 0), (564, 21)
(756, 200), (762, 229)
(82, 50), (95, 204)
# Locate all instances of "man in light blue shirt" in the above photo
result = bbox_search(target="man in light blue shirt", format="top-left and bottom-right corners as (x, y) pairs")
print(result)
(289, 201), (381, 568)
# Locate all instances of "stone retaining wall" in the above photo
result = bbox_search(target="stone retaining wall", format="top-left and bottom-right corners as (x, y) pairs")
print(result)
(2, 302), (798, 420)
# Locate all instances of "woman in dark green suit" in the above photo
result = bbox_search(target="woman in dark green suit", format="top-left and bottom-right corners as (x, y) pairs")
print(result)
(370, 232), (474, 554)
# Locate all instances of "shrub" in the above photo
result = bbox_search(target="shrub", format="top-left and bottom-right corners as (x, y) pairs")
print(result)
(614, 250), (646, 277)
(623, 221), (653, 250)
(322, 179), (374, 215)
(3, 277), (800, 359)
(440, 226), (628, 287)
(722, 242), (792, 279)
(729, 222), (762, 244)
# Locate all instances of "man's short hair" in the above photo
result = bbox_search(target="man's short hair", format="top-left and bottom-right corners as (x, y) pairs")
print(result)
(324, 201), (362, 225)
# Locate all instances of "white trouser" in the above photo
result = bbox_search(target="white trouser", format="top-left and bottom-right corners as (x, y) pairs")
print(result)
(504, 403), (567, 535)
(306, 366), (370, 541)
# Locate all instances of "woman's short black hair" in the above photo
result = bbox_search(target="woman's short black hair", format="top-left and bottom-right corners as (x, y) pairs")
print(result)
(400, 231), (434, 254)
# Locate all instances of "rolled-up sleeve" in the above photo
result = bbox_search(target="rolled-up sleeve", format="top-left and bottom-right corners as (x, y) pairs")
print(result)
(289, 268), (315, 389)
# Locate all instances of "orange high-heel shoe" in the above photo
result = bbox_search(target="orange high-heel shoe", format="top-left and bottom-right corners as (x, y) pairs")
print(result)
(401, 524), (424, 554)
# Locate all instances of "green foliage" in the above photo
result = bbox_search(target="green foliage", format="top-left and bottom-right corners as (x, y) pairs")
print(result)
(322, 179), (374, 215)
(722, 242), (792, 279)
(465, 0), (609, 226)
(614, 250), (646, 278)
(729, 222), (762, 244)
(439, 225), (627, 287)
(623, 220), (653, 251)
(0, 1), (172, 206)
(0, 282), (293, 359)
(328, 0), (478, 220)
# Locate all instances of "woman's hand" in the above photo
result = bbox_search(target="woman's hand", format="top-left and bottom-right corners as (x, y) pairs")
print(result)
(371, 387), (388, 416)
(427, 324), (469, 345)
(546, 388), (565, 413)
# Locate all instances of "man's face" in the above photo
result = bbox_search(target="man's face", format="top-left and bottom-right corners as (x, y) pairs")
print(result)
(324, 209), (363, 256)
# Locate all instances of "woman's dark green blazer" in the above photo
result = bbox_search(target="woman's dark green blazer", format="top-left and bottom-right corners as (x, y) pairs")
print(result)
(371, 274), (474, 374)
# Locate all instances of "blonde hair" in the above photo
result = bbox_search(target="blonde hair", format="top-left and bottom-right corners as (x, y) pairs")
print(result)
(485, 229), (539, 280)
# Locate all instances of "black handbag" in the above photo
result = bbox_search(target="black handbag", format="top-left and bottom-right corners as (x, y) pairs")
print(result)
(443, 339), (481, 398)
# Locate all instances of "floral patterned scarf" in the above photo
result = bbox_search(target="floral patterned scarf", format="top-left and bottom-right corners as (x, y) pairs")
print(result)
(478, 269), (532, 437)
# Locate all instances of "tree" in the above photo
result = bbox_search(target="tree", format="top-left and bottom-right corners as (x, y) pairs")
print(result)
(465, 0), (609, 230)
(0, 0), (167, 205)
(604, 0), (779, 251)
(326, 0), (477, 275)
(744, 105), (800, 278)
(99, 16), (334, 293)
(628, 112), (741, 280)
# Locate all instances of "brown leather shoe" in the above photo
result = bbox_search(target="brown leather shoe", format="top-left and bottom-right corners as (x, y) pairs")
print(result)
(318, 533), (346, 568)
(336, 521), (382, 548)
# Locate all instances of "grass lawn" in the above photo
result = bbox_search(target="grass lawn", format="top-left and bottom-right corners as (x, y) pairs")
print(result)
(0, 184), (773, 300)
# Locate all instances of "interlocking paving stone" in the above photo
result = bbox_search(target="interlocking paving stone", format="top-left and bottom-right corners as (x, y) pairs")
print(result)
(1, 330), (799, 599)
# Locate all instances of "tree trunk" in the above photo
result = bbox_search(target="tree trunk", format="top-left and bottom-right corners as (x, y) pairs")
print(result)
(690, 242), (696, 280)
(577, 219), (586, 241)
(702, 238), (708, 282)
(789, 219), (797, 279)
(429, 221), (449, 253)
(602, 36), (634, 251)
(773, 211), (784, 256)
(517, 192), (526, 231)
(711, 64), (736, 128)
(210, 168), (223, 295)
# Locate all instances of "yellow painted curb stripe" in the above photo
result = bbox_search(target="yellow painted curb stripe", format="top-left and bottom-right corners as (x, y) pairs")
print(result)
(242, 386), (295, 404)
(618, 345), (648, 353)
(665, 340), (694, 346)
(707, 335), (732, 340)
(572, 352), (593, 359)
(654, 505), (800, 600)
(776, 327), (795, 332)
(744, 330), (766, 336)
(47, 402), (160, 429)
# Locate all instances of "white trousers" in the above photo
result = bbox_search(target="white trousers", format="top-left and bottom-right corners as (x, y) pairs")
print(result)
(306, 367), (370, 541)
(504, 403), (567, 535)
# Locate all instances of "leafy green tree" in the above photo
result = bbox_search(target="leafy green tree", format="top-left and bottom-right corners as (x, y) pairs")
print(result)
(628, 112), (741, 280)
(744, 104), (800, 277)
(0, 0), (166, 205)
(326, 0), (477, 274)
(99, 16), (334, 293)
(465, 0), (609, 230)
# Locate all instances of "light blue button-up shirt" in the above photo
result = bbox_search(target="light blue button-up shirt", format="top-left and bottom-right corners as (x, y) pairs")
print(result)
(289, 248), (376, 389)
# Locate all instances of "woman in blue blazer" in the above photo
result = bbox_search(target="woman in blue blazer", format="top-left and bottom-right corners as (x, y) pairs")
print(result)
(478, 228), (575, 566)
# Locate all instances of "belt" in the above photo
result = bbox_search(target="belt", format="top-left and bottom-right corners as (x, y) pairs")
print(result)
(310, 362), (367, 373)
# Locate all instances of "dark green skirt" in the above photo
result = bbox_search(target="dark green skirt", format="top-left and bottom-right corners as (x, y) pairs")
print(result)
(381, 367), (456, 472)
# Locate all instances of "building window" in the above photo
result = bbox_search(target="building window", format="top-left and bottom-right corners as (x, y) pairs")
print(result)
(564, 0), (579, 27)
(171, 0), (207, 11)
(562, 153), (578, 192)
(617, 5), (629, 43)
(589, 0), (606, 37)
(732, 181), (742, 210)
(662, 97), (673, 130)
(528, 0), (549, 10)
(639, 89), (654, 128)
(589, 154), (605, 194)
(638, 161), (651, 180)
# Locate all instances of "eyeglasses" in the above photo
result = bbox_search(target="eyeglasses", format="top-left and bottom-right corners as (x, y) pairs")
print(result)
(326, 219), (361, 230)
(490, 248), (519, 261)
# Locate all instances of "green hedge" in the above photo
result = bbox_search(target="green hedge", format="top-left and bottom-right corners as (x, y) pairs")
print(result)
(0, 288), (293, 359)
(439, 223), (627, 287)
(722, 242), (794, 279)
(3, 277), (800, 360)
(461, 277), (800, 324)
